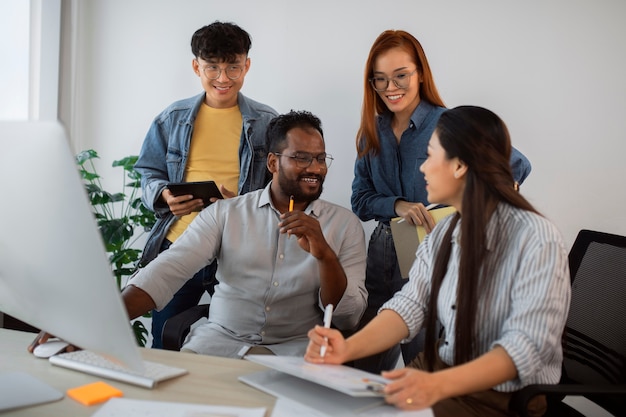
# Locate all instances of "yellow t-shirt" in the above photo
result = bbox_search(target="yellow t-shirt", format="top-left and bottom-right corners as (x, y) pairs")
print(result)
(166, 103), (242, 242)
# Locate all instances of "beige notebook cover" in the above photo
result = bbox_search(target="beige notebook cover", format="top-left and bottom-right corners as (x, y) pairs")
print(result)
(390, 206), (456, 278)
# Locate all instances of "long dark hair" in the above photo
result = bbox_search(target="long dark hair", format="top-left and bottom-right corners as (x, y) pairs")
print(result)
(423, 106), (539, 369)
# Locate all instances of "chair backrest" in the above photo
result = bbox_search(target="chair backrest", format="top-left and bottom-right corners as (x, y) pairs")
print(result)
(562, 229), (626, 412)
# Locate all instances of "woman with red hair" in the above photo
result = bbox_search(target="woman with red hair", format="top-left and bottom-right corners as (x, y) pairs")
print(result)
(350, 30), (532, 373)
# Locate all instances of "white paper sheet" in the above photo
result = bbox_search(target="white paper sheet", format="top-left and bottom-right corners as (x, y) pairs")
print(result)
(91, 397), (266, 417)
(244, 355), (389, 397)
(271, 397), (434, 417)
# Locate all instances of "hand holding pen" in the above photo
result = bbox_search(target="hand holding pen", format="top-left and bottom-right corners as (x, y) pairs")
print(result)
(304, 305), (351, 364)
(279, 197), (332, 260)
(320, 303), (333, 357)
(396, 202), (437, 232)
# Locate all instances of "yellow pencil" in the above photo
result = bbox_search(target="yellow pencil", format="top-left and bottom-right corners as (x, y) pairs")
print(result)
(289, 195), (294, 212)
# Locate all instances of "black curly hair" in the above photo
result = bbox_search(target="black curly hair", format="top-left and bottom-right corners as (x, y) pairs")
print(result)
(267, 110), (324, 153)
(191, 21), (251, 62)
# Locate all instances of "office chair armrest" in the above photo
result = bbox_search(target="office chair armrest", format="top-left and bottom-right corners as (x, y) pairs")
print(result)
(510, 384), (626, 417)
(161, 304), (210, 351)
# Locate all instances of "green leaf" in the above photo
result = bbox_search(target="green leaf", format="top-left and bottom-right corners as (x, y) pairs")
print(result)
(76, 149), (99, 165)
(75, 149), (157, 346)
(99, 218), (134, 250)
(113, 156), (139, 171)
(109, 192), (126, 203)
(79, 171), (100, 181)
(132, 320), (149, 347)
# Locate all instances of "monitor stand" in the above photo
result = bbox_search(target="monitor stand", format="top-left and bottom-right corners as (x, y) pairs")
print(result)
(0, 371), (64, 412)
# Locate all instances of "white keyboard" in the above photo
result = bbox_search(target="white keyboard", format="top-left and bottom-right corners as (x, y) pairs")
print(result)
(49, 350), (188, 389)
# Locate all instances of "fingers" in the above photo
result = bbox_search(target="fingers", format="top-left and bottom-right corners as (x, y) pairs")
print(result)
(382, 368), (407, 379)
(402, 204), (435, 233)
(305, 326), (328, 362)
(27, 331), (50, 353)
(167, 195), (204, 216)
(420, 207), (436, 233)
(383, 379), (417, 410)
(381, 368), (432, 410)
(278, 212), (320, 238)
(305, 326), (342, 364)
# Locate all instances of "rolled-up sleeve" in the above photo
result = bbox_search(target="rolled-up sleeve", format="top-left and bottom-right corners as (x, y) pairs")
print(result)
(328, 214), (368, 330)
(128, 207), (220, 310)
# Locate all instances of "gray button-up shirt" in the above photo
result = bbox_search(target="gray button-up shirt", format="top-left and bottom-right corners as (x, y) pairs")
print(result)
(130, 183), (367, 357)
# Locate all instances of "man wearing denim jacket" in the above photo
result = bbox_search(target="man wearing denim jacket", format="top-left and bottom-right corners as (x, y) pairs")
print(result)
(134, 21), (278, 349)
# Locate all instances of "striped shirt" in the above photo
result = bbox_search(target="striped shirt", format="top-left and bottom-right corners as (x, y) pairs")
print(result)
(382, 202), (571, 391)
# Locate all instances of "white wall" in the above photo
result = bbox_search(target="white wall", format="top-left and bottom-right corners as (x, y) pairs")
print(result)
(72, 0), (626, 248)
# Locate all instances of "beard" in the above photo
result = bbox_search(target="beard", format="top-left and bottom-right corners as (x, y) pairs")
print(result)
(277, 172), (324, 204)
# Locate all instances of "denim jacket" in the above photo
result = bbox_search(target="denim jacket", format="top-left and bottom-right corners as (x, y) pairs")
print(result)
(135, 92), (278, 266)
(351, 101), (532, 224)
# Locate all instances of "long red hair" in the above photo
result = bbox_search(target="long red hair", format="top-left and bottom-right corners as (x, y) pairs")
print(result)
(356, 30), (445, 157)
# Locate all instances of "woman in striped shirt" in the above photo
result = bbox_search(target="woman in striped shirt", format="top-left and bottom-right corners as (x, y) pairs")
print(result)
(306, 106), (571, 417)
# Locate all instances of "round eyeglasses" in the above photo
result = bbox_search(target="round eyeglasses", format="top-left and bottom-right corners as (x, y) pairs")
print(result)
(274, 152), (334, 169)
(199, 63), (245, 80)
(369, 69), (417, 92)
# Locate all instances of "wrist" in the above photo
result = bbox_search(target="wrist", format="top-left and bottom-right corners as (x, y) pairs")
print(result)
(393, 198), (406, 217)
(316, 245), (338, 263)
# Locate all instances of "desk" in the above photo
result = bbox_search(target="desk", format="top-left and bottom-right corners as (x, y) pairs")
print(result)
(0, 328), (276, 416)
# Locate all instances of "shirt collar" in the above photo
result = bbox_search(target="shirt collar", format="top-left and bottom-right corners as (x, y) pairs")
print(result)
(379, 100), (438, 131)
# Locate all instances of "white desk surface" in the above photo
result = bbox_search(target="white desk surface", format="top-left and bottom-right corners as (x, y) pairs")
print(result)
(0, 328), (276, 416)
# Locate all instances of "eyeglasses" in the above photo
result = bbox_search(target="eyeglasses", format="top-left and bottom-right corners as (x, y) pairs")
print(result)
(369, 69), (417, 92)
(274, 152), (334, 169)
(198, 62), (245, 80)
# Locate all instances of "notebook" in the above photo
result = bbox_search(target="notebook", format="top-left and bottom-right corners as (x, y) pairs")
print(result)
(244, 355), (389, 397)
(390, 206), (456, 278)
(240, 369), (384, 416)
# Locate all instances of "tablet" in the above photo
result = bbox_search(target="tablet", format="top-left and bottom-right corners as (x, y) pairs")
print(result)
(166, 181), (223, 207)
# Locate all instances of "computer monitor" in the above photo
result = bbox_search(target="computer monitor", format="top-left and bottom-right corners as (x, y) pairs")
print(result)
(0, 121), (144, 373)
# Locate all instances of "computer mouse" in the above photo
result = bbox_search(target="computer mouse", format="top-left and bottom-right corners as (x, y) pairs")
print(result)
(33, 340), (70, 358)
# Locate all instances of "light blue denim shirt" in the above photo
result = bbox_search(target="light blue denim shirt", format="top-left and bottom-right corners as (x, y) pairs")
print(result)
(351, 101), (532, 224)
(135, 92), (278, 265)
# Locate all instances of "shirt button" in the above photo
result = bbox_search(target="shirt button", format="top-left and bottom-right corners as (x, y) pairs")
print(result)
(444, 340), (449, 345)
(273, 281), (279, 286)
(265, 306), (271, 312)
(279, 254), (284, 259)
(261, 331), (265, 336)
(451, 305), (456, 310)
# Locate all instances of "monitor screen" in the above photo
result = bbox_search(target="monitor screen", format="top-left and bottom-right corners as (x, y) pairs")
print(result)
(0, 121), (143, 372)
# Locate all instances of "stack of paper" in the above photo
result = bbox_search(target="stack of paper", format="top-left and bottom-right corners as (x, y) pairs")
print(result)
(240, 355), (433, 417)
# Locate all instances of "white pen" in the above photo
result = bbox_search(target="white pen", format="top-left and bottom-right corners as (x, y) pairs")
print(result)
(397, 203), (439, 223)
(320, 303), (333, 358)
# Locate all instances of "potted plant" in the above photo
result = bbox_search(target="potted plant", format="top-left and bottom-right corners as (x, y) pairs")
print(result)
(76, 150), (156, 346)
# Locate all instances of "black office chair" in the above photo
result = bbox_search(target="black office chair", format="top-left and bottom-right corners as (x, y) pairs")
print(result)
(161, 303), (210, 351)
(510, 229), (626, 417)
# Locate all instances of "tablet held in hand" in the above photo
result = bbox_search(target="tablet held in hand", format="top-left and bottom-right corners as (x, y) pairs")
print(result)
(167, 181), (223, 207)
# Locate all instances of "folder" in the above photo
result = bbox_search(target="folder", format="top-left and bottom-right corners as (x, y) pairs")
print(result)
(390, 206), (456, 278)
